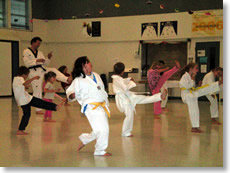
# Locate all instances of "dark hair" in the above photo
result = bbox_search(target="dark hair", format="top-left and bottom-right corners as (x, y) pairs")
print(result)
(18, 66), (29, 76)
(114, 62), (125, 75)
(72, 56), (90, 79)
(58, 65), (67, 74)
(214, 67), (223, 72)
(180, 63), (197, 77)
(149, 60), (165, 70)
(31, 37), (42, 45)
(44, 72), (56, 82)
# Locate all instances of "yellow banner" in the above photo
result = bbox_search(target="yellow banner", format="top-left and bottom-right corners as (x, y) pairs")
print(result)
(192, 11), (223, 37)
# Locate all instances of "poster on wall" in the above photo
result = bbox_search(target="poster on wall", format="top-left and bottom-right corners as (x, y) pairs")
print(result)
(197, 50), (206, 57)
(192, 10), (223, 37)
(82, 21), (101, 37)
(141, 23), (158, 39)
(160, 21), (178, 37)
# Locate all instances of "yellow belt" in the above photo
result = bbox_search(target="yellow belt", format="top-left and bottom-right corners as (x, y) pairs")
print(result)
(90, 102), (111, 118)
(180, 84), (210, 93)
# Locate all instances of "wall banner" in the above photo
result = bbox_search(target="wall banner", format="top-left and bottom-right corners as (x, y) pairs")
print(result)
(192, 11), (223, 37)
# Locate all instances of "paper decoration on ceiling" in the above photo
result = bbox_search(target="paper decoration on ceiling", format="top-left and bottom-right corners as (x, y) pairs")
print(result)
(188, 10), (194, 14)
(29, 19), (33, 23)
(58, 18), (63, 21)
(82, 21), (101, 37)
(115, 3), (120, 8)
(160, 4), (165, 9)
(85, 13), (90, 17)
(175, 8), (179, 12)
(146, 0), (152, 5)
(141, 23), (158, 39)
(14, 19), (18, 22)
(160, 21), (178, 37)
(72, 16), (77, 19)
(205, 12), (211, 16)
(99, 9), (104, 14)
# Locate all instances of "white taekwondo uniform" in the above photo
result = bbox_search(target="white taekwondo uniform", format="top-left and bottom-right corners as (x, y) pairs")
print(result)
(23, 48), (68, 111)
(66, 72), (110, 156)
(112, 75), (161, 137)
(179, 72), (220, 128)
(202, 71), (219, 118)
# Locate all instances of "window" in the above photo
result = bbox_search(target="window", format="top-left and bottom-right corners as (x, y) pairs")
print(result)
(11, 0), (29, 29)
(0, 0), (6, 27)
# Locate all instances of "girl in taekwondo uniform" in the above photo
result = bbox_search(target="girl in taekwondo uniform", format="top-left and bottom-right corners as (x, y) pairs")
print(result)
(179, 63), (223, 133)
(66, 56), (112, 156)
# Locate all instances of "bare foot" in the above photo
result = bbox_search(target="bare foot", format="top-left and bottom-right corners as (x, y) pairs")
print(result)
(212, 119), (221, 125)
(36, 111), (44, 115)
(191, 128), (203, 133)
(103, 152), (112, 156)
(16, 130), (28, 135)
(154, 115), (161, 119)
(47, 119), (56, 123)
(43, 119), (49, 122)
(127, 134), (134, 137)
(77, 142), (85, 151)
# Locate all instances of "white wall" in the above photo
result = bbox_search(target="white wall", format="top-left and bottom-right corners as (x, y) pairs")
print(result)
(0, 9), (223, 97)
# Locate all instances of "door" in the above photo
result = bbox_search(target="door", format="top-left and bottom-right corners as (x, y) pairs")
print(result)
(195, 42), (220, 101)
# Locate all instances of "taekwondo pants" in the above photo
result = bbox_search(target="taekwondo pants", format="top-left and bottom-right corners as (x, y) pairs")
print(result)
(29, 67), (68, 112)
(79, 105), (109, 156)
(151, 67), (178, 115)
(122, 93), (162, 137)
(206, 94), (219, 118)
(182, 82), (220, 128)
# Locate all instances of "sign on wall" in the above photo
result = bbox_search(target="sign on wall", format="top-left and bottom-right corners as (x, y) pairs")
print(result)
(141, 23), (158, 39)
(82, 21), (101, 37)
(160, 21), (178, 37)
(192, 11), (223, 37)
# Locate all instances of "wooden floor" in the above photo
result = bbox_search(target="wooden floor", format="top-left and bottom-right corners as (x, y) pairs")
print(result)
(0, 97), (223, 167)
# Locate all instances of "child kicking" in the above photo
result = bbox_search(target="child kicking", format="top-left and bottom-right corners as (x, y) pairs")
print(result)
(180, 63), (223, 133)
(13, 66), (64, 135)
(112, 62), (167, 137)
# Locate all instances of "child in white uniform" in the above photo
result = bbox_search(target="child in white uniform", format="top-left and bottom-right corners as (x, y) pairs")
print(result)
(112, 62), (167, 137)
(202, 67), (223, 124)
(13, 66), (63, 135)
(179, 63), (223, 133)
(66, 56), (111, 156)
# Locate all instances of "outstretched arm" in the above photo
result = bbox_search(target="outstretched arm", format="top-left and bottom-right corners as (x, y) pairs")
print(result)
(23, 76), (40, 88)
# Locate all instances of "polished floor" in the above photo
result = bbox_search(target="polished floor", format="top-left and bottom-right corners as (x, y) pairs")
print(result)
(0, 97), (223, 167)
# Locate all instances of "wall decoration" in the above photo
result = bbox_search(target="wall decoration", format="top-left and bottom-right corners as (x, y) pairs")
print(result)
(199, 56), (208, 63)
(82, 22), (92, 37)
(197, 50), (206, 57)
(141, 23), (158, 39)
(82, 21), (101, 37)
(192, 10), (223, 37)
(160, 21), (178, 37)
(201, 64), (207, 73)
(92, 21), (101, 37)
